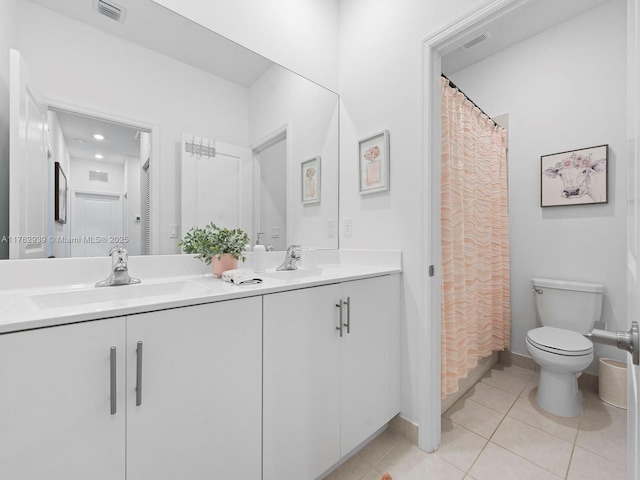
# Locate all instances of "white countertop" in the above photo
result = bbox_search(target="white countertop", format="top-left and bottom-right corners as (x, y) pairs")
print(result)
(0, 261), (401, 334)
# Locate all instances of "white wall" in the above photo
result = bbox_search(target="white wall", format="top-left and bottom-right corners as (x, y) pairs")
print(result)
(338, 0), (490, 424)
(151, 0), (339, 92)
(449, 0), (628, 372)
(47, 110), (71, 258)
(18, 1), (249, 254)
(249, 64), (339, 249)
(0, 0), (19, 259)
(70, 159), (125, 194)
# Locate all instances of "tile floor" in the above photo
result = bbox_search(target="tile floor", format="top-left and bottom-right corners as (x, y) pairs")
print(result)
(326, 363), (627, 480)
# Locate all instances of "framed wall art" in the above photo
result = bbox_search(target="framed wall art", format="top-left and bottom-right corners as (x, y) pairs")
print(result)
(359, 130), (390, 194)
(541, 144), (608, 207)
(301, 156), (321, 204)
(54, 161), (68, 224)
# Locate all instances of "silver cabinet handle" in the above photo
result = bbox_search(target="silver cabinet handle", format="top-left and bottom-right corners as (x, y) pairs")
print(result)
(136, 341), (143, 407)
(335, 299), (343, 337)
(110, 346), (117, 415)
(532, 287), (543, 295)
(344, 297), (351, 334)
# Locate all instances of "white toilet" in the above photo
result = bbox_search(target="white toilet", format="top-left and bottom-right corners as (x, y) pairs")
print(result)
(525, 278), (604, 417)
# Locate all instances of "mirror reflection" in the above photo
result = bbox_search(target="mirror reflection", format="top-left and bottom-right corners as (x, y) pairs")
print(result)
(8, 0), (339, 259)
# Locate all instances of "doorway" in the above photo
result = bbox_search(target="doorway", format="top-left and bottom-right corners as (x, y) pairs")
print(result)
(253, 131), (288, 251)
(420, 2), (637, 476)
(48, 108), (150, 257)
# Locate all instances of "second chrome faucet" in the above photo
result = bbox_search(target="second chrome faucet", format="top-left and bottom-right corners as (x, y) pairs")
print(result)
(276, 245), (301, 271)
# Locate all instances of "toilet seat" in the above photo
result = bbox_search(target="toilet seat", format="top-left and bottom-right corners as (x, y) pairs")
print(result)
(526, 326), (593, 356)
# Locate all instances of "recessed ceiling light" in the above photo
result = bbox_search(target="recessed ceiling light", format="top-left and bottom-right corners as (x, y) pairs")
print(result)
(94, 134), (105, 140)
(95, 154), (104, 159)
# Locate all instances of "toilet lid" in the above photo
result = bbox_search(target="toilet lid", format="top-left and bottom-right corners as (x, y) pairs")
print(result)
(527, 327), (593, 356)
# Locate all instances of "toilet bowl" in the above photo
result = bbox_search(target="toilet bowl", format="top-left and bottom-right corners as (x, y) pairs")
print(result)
(525, 326), (593, 417)
(527, 278), (604, 417)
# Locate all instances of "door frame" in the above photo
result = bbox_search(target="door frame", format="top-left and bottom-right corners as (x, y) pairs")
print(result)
(420, 0), (530, 452)
(45, 98), (161, 255)
(250, 125), (290, 248)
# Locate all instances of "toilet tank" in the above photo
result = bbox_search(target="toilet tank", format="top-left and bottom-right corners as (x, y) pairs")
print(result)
(532, 278), (604, 334)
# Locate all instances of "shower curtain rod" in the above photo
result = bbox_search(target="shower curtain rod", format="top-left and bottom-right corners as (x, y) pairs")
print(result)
(440, 73), (501, 129)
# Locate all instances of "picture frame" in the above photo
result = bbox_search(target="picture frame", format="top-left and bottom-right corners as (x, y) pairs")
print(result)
(359, 130), (390, 194)
(54, 161), (68, 224)
(301, 156), (321, 204)
(540, 144), (608, 207)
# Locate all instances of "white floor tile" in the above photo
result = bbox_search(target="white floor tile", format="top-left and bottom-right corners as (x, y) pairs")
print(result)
(357, 430), (404, 466)
(480, 364), (533, 395)
(324, 454), (372, 480)
(469, 443), (562, 480)
(576, 398), (627, 464)
(491, 417), (573, 477)
(507, 394), (580, 443)
(463, 382), (518, 414)
(374, 439), (465, 480)
(436, 418), (488, 472)
(442, 398), (504, 439)
(567, 446), (627, 480)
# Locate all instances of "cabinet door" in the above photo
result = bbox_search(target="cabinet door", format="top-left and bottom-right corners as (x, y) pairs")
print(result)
(263, 284), (342, 480)
(0, 318), (126, 480)
(340, 276), (392, 456)
(126, 297), (262, 480)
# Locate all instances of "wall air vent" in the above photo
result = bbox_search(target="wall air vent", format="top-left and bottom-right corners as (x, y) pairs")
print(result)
(94, 0), (126, 23)
(89, 170), (109, 183)
(461, 32), (491, 51)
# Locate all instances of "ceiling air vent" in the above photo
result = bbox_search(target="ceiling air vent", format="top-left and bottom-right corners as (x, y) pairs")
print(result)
(461, 32), (491, 51)
(94, 0), (126, 23)
(89, 170), (109, 183)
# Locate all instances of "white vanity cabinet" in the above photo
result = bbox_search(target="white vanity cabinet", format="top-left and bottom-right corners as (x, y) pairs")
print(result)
(125, 297), (262, 480)
(263, 275), (398, 480)
(0, 297), (262, 480)
(0, 318), (127, 480)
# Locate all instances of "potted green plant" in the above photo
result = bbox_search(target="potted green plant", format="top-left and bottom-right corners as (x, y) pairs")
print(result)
(179, 222), (250, 277)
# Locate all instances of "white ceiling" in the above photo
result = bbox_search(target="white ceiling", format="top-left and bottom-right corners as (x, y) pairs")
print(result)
(54, 109), (141, 165)
(25, 0), (273, 88)
(441, 0), (612, 74)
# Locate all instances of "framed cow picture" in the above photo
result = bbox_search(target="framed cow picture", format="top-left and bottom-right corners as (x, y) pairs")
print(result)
(540, 144), (608, 207)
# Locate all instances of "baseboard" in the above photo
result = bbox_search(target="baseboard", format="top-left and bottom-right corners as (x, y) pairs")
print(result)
(441, 351), (499, 414)
(498, 350), (537, 371)
(388, 414), (419, 446)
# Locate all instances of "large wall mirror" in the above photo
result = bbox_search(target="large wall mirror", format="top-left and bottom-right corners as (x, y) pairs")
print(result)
(7, 0), (339, 259)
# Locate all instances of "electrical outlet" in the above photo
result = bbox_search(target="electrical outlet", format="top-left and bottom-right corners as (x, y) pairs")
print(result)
(327, 219), (335, 238)
(271, 227), (280, 238)
(169, 224), (178, 238)
(344, 217), (352, 237)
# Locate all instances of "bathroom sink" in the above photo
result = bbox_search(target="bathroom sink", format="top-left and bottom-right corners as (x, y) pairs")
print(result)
(260, 268), (323, 280)
(13, 280), (212, 312)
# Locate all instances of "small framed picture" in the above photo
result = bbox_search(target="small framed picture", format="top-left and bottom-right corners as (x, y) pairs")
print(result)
(301, 156), (321, 204)
(54, 161), (68, 224)
(541, 144), (608, 207)
(359, 130), (390, 194)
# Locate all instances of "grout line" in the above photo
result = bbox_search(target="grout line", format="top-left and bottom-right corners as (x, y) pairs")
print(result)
(564, 440), (578, 479)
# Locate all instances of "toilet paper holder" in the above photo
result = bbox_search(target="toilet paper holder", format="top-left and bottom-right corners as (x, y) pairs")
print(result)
(586, 322), (639, 366)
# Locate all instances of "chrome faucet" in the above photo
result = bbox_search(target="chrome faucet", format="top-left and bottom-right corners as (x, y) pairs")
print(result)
(276, 244), (301, 271)
(96, 246), (141, 287)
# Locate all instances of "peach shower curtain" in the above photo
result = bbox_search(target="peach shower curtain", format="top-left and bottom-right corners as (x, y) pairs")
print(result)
(440, 77), (510, 398)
